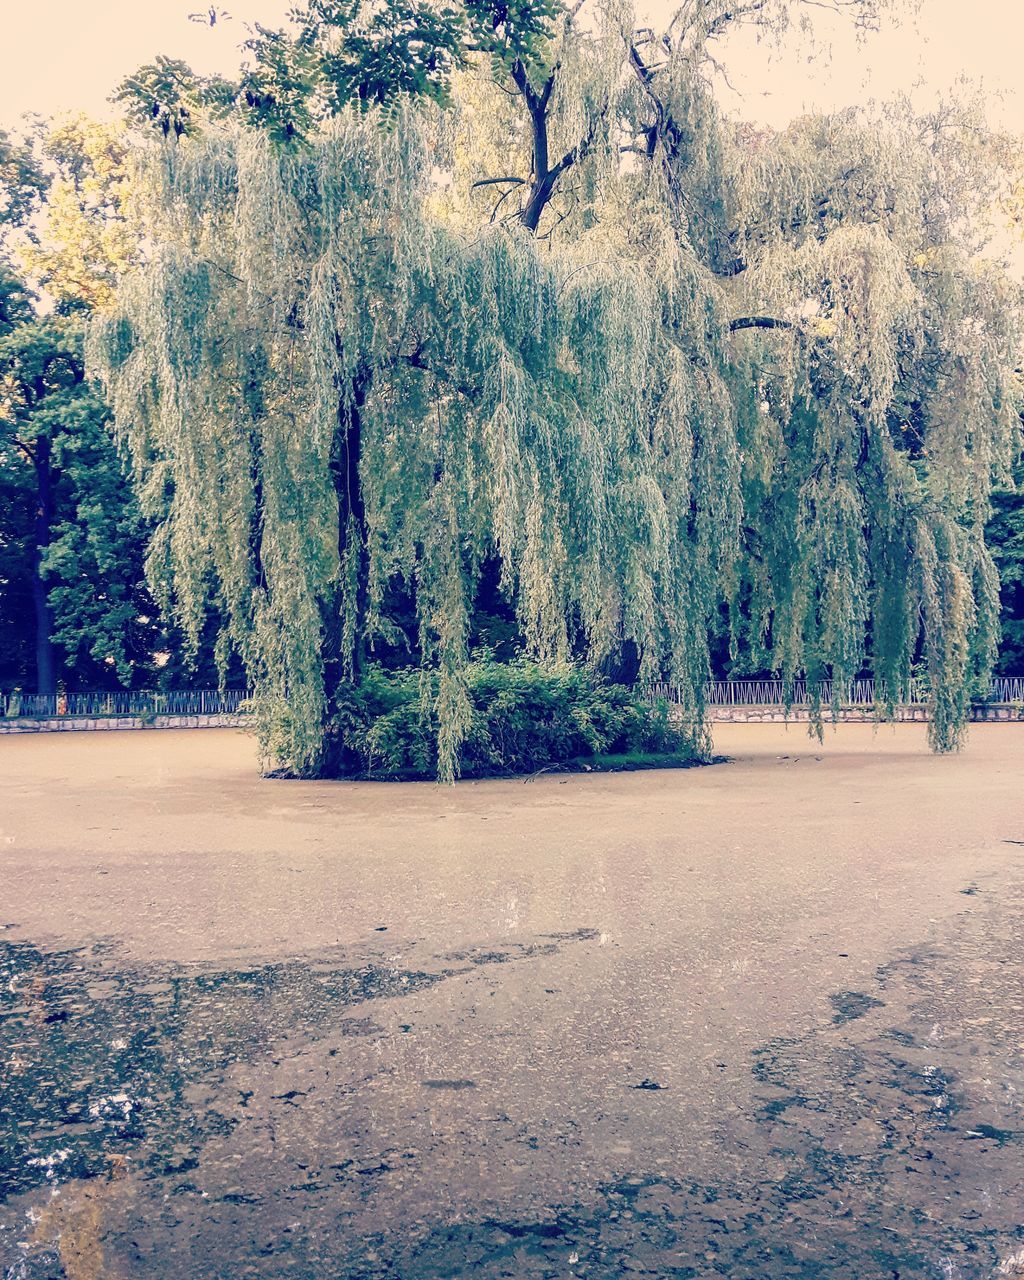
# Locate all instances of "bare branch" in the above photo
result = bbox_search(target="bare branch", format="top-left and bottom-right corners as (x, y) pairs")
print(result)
(490, 183), (524, 223)
(701, 0), (771, 44)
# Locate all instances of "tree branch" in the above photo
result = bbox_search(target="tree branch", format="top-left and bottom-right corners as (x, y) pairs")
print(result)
(11, 435), (37, 465)
(509, 59), (540, 117)
(705, 0), (770, 41)
(729, 316), (793, 332)
(402, 347), (479, 402)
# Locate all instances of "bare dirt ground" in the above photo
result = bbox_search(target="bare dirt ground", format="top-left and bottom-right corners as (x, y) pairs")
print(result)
(1, 722), (1023, 1279)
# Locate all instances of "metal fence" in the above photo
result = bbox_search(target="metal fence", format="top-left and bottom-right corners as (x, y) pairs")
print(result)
(3, 677), (1024, 721)
(649, 676), (1024, 708)
(991, 676), (1024, 702)
(0, 689), (250, 719)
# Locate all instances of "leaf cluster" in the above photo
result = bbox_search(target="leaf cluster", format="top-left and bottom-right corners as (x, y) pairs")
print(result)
(988, 478), (1024, 675)
(0, 128), (47, 231)
(114, 56), (238, 139)
(116, 0), (560, 145)
(324, 657), (694, 779)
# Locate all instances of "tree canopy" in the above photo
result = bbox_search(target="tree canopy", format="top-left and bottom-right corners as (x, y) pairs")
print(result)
(91, 0), (1023, 776)
(987, 475), (1024, 676)
(0, 117), (227, 694)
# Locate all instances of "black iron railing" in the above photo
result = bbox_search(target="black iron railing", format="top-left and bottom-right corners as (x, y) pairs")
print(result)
(647, 676), (1024, 707)
(1, 689), (250, 719)
(3, 677), (1023, 721)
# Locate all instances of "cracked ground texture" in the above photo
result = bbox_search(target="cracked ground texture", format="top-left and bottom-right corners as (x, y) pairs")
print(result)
(1, 722), (1022, 1279)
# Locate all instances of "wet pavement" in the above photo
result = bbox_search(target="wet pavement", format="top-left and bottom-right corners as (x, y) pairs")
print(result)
(1, 724), (1023, 1278)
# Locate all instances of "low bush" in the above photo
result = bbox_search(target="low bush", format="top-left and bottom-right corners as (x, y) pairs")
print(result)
(326, 658), (701, 780)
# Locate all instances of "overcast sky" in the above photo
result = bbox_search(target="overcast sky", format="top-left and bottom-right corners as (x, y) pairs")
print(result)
(1, 0), (1021, 134)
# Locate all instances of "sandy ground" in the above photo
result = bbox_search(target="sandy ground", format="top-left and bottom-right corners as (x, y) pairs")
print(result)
(1, 722), (1023, 1278)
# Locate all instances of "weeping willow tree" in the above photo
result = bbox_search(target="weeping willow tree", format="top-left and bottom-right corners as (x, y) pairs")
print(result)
(89, 0), (1022, 776)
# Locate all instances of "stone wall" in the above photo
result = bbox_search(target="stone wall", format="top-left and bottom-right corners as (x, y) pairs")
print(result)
(704, 704), (1024, 724)
(2, 705), (1021, 734)
(0, 713), (249, 734)
(969, 704), (1024, 721)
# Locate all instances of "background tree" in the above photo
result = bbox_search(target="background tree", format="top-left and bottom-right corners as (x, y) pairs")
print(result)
(0, 298), (167, 693)
(987, 469), (1024, 676)
(0, 128), (46, 231)
(985, 158), (1024, 678)
(94, 0), (1022, 776)
(0, 126), (53, 692)
(0, 263), (38, 685)
(19, 116), (140, 310)
(0, 117), (229, 694)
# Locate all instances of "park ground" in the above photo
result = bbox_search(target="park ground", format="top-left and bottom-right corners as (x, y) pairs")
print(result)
(1, 723), (1023, 1278)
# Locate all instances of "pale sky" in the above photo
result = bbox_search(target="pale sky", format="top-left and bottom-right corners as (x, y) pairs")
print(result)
(0, 0), (1021, 135)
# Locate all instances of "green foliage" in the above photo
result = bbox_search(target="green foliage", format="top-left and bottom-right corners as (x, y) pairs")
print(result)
(40, 374), (159, 684)
(0, 435), (34, 681)
(117, 0), (560, 143)
(0, 128), (47, 230)
(988, 481), (1024, 675)
(92, 0), (1023, 777)
(0, 313), (151, 686)
(0, 260), (34, 335)
(114, 57), (237, 139)
(0, 301), (232, 691)
(321, 658), (696, 779)
(252, 0), (470, 118)
(0, 119), (227, 693)
(461, 0), (561, 69)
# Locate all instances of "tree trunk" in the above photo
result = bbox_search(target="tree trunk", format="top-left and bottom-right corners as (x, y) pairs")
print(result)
(321, 375), (371, 775)
(31, 435), (57, 698)
(512, 61), (558, 235)
(599, 638), (641, 687)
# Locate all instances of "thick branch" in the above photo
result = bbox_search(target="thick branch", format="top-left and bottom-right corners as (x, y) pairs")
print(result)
(403, 348), (479, 402)
(705, 1), (770, 41)
(628, 43), (658, 97)
(729, 316), (793, 332)
(517, 82), (604, 232)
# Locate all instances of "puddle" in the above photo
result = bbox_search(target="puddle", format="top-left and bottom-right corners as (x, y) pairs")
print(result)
(2, 906), (1023, 1279)
(0, 939), (453, 1203)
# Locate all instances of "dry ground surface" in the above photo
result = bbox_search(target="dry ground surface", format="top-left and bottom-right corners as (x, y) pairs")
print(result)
(1, 722), (1023, 1279)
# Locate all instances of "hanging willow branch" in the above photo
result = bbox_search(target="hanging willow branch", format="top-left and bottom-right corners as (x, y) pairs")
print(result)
(91, 3), (1022, 778)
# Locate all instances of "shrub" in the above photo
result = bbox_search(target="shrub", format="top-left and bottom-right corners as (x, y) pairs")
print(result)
(325, 658), (700, 780)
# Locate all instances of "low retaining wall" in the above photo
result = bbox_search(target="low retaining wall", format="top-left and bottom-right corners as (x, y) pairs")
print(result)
(968, 704), (1024, 721)
(3, 705), (1022, 734)
(0, 713), (249, 734)
(706, 703), (1024, 724)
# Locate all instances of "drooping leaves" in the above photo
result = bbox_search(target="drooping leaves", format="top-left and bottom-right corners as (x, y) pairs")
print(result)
(92, 1), (1022, 775)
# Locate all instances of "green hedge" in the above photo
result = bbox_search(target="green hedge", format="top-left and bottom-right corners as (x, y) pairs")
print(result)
(326, 659), (700, 780)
